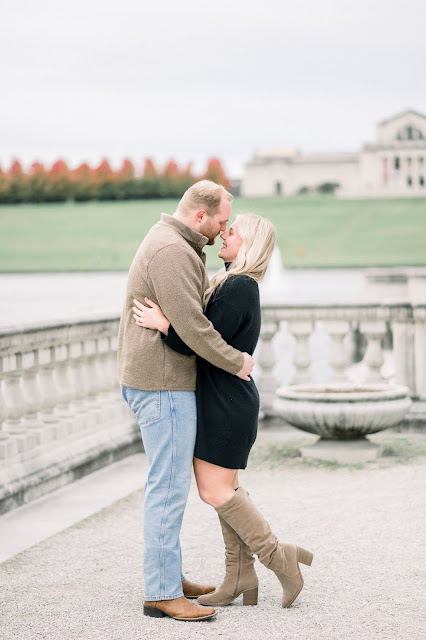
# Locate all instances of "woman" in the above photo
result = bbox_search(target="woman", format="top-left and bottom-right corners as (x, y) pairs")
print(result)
(132, 213), (313, 608)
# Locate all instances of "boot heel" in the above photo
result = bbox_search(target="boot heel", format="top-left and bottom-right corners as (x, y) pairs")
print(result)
(297, 547), (313, 566)
(144, 605), (166, 617)
(243, 586), (258, 606)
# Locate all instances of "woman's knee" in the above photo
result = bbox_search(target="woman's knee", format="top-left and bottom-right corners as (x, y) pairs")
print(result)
(198, 487), (216, 506)
(198, 486), (235, 508)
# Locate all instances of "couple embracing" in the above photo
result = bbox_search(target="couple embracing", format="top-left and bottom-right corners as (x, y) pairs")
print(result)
(117, 180), (313, 622)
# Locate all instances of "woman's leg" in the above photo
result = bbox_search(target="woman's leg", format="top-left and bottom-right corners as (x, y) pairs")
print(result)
(193, 457), (237, 508)
(194, 458), (258, 606)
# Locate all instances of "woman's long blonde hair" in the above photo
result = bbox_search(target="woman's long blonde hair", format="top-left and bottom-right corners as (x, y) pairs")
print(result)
(203, 213), (276, 307)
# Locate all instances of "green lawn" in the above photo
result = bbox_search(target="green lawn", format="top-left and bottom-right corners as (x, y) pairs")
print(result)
(0, 196), (425, 272)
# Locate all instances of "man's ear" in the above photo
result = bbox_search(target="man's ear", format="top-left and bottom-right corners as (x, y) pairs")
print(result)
(195, 209), (206, 223)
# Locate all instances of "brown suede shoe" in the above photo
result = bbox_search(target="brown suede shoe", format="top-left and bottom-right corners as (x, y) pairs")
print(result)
(182, 579), (216, 599)
(144, 596), (216, 621)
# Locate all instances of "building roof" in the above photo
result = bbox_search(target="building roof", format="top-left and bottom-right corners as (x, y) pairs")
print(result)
(293, 153), (359, 165)
(254, 148), (299, 159)
(378, 109), (426, 125)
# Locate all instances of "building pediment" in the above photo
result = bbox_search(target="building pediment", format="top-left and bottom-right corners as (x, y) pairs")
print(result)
(377, 109), (426, 146)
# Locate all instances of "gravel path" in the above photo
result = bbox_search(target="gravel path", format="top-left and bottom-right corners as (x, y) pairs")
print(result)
(1, 434), (425, 640)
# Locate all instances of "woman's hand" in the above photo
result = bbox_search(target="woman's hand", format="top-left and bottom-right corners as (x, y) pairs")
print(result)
(133, 298), (170, 335)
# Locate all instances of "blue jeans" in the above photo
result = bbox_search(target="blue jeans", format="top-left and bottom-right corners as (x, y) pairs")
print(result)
(121, 386), (197, 601)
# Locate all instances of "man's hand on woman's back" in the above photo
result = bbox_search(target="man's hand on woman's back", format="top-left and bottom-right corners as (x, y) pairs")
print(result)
(236, 352), (254, 381)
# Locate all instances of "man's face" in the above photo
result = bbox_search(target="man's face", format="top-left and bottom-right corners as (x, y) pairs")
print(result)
(199, 198), (232, 245)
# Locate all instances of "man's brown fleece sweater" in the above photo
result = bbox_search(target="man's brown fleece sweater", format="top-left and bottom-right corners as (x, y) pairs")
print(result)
(117, 213), (245, 391)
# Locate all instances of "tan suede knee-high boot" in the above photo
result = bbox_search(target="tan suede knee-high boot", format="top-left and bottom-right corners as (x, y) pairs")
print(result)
(215, 487), (313, 608)
(198, 513), (259, 606)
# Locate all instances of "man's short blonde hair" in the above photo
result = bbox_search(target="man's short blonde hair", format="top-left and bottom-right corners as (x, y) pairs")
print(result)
(178, 180), (233, 217)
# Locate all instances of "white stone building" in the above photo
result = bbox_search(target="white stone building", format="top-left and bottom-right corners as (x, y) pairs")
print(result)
(241, 109), (426, 198)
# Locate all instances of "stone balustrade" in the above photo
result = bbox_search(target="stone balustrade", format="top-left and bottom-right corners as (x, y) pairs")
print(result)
(1, 299), (425, 514)
(256, 301), (426, 429)
(0, 313), (138, 515)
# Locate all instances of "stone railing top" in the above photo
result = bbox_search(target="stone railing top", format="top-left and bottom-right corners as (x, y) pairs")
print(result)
(2, 298), (426, 357)
(0, 310), (121, 356)
(261, 301), (416, 318)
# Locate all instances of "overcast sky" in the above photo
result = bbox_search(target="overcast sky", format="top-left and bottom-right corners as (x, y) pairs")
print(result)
(1, 0), (425, 177)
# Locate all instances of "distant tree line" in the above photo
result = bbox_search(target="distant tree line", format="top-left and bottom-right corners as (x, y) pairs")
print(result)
(0, 157), (230, 204)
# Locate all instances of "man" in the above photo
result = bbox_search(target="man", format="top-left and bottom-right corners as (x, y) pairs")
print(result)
(117, 180), (254, 621)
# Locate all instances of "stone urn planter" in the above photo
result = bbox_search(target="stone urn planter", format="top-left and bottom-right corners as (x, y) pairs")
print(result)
(274, 383), (412, 463)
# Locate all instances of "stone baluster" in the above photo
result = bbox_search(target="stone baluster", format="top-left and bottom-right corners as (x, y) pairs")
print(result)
(2, 353), (37, 455)
(408, 276), (426, 401)
(38, 345), (66, 440)
(349, 322), (366, 364)
(21, 349), (57, 446)
(257, 320), (280, 417)
(288, 320), (314, 384)
(109, 336), (129, 421)
(383, 321), (393, 351)
(55, 344), (74, 414)
(100, 336), (115, 399)
(392, 317), (416, 393)
(69, 342), (85, 406)
(21, 350), (41, 426)
(323, 320), (350, 382)
(359, 320), (387, 383)
(81, 339), (102, 427)
(84, 339), (100, 402)
(68, 342), (91, 431)
(0, 356), (19, 460)
(96, 337), (111, 397)
(0, 358), (7, 430)
(20, 349), (54, 447)
(53, 343), (79, 438)
(2, 353), (27, 430)
(413, 306), (426, 400)
(100, 337), (116, 398)
(92, 337), (115, 426)
(109, 336), (119, 392)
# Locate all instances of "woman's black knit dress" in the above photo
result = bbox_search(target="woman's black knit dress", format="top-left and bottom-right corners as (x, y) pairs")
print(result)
(162, 271), (261, 469)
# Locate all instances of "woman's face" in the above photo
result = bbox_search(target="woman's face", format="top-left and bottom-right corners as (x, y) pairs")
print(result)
(218, 222), (243, 262)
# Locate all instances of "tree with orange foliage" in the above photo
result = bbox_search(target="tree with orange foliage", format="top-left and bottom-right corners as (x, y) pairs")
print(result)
(141, 158), (161, 198)
(94, 159), (118, 200)
(117, 158), (137, 199)
(28, 162), (49, 202)
(143, 158), (157, 177)
(46, 159), (71, 202)
(202, 157), (230, 189)
(0, 164), (10, 203)
(71, 163), (96, 201)
(7, 160), (27, 203)
(0, 156), (229, 204)
(159, 159), (182, 197)
(180, 162), (196, 193)
(119, 158), (135, 181)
